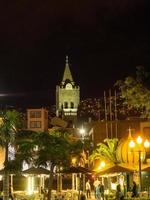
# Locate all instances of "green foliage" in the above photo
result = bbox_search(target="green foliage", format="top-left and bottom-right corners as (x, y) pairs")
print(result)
(34, 132), (72, 168)
(0, 110), (22, 147)
(90, 138), (119, 164)
(115, 66), (150, 118)
(49, 128), (71, 138)
(0, 110), (23, 200)
(16, 130), (84, 170)
(4, 159), (22, 172)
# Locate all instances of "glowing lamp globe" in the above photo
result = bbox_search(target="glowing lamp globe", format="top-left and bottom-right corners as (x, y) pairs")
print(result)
(116, 134), (146, 165)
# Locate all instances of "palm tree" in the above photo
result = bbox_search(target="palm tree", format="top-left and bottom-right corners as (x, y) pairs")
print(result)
(15, 130), (38, 168)
(0, 110), (21, 200)
(90, 138), (119, 165)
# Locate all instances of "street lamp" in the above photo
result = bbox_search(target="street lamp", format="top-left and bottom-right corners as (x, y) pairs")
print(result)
(98, 161), (106, 170)
(79, 126), (90, 167)
(129, 136), (150, 192)
(79, 126), (85, 141)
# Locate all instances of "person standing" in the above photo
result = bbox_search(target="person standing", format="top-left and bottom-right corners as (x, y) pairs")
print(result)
(86, 179), (91, 198)
(40, 186), (46, 200)
(131, 181), (138, 197)
(99, 181), (104, 200)
(95, 184), (101, 200)
(93, 178), (100, 198)
(116, 184), (124, 200)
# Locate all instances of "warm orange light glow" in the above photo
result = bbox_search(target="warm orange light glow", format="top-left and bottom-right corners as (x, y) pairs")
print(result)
(144, 139), (150, 148)
(72, 157), (77, 165)
(80, 127), (85, 135)
(129, 140), (135, 148)
(137, 136), (142, 144)
(98, 166), (101, 170)
(98, 161), (106, 170)
(0, 118), (3, 125)
(27, 176), (34, 194)
(101, 161), (106, 168)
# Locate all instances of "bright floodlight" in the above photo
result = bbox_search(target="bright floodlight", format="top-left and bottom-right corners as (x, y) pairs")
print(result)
(144, 139), (150, 148)
(98, 161), (105, 170)
(80, 127), (85, 136)
(137, 136), (142, 145)
(129, 140), (135, 148)
(100, 161), (106, 168)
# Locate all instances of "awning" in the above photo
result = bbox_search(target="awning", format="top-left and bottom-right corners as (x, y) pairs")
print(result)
(61, 166), (93, 174)
(96, 164), (134, 175)
(22, 167), (50, 175)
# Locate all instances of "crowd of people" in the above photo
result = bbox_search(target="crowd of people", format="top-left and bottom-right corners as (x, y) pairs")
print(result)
(0, 178), (138, 200)
(85, 178), (104, 200)
(85, 178), (138, 200)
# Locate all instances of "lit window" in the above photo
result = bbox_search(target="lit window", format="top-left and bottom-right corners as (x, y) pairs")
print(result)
(30, 111), (41, 118)
(30, 121), (41, 128)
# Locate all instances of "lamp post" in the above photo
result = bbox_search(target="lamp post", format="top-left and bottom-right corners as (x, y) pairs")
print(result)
(79, 126), (87, 195)
(80, 126), (85, 142)
(129, 136), (150, 192)
(79, 126), (89, 167)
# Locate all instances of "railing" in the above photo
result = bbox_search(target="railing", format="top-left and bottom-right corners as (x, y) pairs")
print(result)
(2, 190), (150, 200)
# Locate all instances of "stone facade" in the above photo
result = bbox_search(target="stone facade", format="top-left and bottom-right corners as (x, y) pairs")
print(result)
(56, 56), (80, 119)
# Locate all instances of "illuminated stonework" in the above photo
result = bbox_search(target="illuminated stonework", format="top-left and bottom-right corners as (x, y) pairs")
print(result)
(56, 56), (80, 118)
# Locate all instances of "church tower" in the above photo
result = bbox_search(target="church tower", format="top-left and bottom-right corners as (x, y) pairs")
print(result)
(56, 56), (80, 119)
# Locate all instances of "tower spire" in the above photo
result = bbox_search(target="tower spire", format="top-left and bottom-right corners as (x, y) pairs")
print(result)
(62, 55), (73, 82)
(56, 55), (80, 119)
(128, 127), (132, 139)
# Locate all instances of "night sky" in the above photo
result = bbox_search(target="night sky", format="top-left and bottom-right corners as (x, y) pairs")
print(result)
(0, 0), (150, 108)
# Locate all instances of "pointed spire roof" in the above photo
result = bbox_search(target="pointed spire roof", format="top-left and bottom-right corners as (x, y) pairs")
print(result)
(62, 55), (73, 82)
(128, 127), (132, 139)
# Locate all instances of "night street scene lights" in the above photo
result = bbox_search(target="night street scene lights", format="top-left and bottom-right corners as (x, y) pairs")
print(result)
(79, 126), (91, 168)
(79, 126), (85, 141)
(98, 161), (106, 171)
(79, 126), (86, 167)
(129, 136), (150, 192)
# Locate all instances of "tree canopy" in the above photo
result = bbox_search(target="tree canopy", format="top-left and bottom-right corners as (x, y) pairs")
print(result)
(115, 66), (150, 118)
(15, 129), (86, 200)
(0, 110), (22, 200)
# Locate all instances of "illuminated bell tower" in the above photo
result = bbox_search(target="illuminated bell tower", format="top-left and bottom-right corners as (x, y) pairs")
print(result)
(56, 56), (80, 119)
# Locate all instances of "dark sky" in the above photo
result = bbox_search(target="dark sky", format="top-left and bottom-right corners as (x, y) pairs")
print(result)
(0, 0), (150, 108)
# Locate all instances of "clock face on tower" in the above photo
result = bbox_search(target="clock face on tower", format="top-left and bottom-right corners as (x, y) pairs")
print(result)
(66, 83), (72, 89)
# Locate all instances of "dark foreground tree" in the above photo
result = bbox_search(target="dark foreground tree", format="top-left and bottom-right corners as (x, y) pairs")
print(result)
(0, 110), (22, 200)
(115, 66), (150, 118)
(16, 129), (84, 200)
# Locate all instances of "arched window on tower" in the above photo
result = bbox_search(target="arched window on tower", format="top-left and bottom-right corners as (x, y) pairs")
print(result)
(64, 102), (68, 108)
(70, 102), (74, 108)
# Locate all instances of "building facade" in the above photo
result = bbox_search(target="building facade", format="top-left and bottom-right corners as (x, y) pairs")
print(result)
(27, 108), (48, 132)
(56, 56), (80, 120)
(87, 119), (150, 147)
